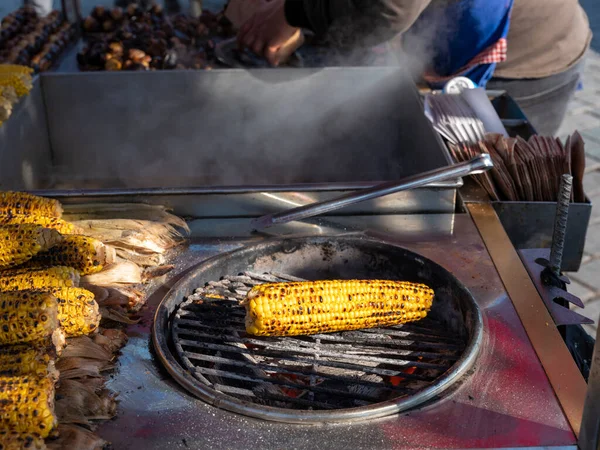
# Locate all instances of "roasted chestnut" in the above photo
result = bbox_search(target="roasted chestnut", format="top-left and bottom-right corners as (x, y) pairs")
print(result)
(83, 17), (99, 32)
(91, 6), (106, 21)
(105, 58), (122, 71)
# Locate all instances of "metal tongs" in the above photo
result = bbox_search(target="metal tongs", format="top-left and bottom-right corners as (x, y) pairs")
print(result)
(251, 153), (494, 230)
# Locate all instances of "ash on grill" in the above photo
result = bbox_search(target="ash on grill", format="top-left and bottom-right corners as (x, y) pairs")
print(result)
(173, 272), (465, 410)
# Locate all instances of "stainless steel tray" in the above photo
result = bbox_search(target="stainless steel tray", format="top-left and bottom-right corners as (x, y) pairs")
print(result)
(0, 68), (459, 216)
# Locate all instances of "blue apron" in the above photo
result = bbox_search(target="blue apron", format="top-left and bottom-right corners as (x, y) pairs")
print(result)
(406, 0), (515, 88)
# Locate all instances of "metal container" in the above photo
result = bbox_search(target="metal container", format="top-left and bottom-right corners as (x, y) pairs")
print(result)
(0, 68), (459, 216)
(487, 90), (592, 272)
(492, 200), (591, 272)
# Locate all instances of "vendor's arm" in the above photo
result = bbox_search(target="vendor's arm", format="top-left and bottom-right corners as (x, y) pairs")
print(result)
(237, 0), (431, 66)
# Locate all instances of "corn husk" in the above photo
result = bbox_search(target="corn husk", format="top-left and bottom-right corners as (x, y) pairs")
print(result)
(82, 285), (145, 312)
(46, 424), (108, 450)
(81, 260), (143, 286)
(93, 329), (128, 354)
(62, 336), (113, 362)
(55, 380), (117, 424)
(55, 357), (114, 379)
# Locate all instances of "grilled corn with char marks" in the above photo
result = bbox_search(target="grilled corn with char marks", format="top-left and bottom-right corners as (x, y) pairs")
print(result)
(0, 266), (80, 292)
(244, 279), (434, 337)
(0, 375), (57, 438)
(0, 290), (63, 349)
(0, 213), (78, 235)
(49, 287), (99, 337)
(28, 235), (116, 276)
(0, 192), (62, 218)
(0, 224), (63, 269)
(0, 345), (55, 379)
(0, 430), (46, 450)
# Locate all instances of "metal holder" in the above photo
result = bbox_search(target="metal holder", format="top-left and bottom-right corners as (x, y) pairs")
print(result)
(518, 175), (592, 326)
(252, 153), (493, 229)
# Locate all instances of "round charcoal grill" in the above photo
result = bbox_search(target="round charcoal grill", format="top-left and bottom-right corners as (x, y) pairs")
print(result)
(153, 237), (483, 424)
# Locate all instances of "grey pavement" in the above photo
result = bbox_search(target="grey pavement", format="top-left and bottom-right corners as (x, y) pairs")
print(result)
(1, 0), (599, 334)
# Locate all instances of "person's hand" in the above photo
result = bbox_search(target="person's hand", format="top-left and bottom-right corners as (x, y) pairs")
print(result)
(237, 0), (301, 66)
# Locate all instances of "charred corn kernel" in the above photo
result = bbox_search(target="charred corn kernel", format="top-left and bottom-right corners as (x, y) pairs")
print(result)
(0, 213), (78, 235)
(0, 266), (80, 291)
(0, 192), (63, 218)
(244, 280), (435, 337)
(0, 290), (60, 346)
(30, 235), (115, 276)
(0, 73), (32, 97)
(0, 375), (57, 438)
(0, 224), (63, 269)
(0, 430), (47, 450)
(0, 65), (34, 75)
(48, 287), (100, 336)
(0, 345), (53, 378)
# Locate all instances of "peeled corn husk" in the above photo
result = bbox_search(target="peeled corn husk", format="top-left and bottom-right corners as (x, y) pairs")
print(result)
(46, 424), (107, 450)
(55, 379), (117, 425)
(81, 260), (143, 286)
(74, 219), (188, 254)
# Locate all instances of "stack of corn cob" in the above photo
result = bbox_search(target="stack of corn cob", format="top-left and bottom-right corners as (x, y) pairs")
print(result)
(0, 64), (33, 126)
(0, 191), (188, 449)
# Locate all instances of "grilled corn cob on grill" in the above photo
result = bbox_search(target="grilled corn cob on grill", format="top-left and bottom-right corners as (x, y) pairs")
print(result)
(28, 235), (116, 276)
(0, 192), (63, 218)
(0, 375), (57, 438)
(0, 266), (80, 291)
(0, 430), (46, 450)
(0, 290), (62, 347)
(0, 225), (63, 269)
(244, 279), (435, 337)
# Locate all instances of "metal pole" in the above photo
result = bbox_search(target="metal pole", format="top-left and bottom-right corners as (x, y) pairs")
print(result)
(549, 174), (573, 276)
(579, 320), (600, 450)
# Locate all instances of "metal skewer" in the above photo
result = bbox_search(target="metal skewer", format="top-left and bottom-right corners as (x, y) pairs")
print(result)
(251, 153), (494, 230)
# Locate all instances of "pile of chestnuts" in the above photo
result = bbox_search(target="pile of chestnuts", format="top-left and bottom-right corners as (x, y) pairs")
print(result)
(0, 7), (77, 72)
(77, 4), (235, 71)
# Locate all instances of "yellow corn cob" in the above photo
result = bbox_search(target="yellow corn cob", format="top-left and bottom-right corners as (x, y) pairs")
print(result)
(244, 279), (435, 337)
(48, 287), (100, 336)
(0, 64), (34, 75)
(0, 345), (54, 378)
(30, 235), (116, 276)
(0, 430), (47, 450)
(0, 73), (32, 97)
(0, 266), (80, 291)
(0, 224), (63, 269)
(0, 290), (61, 347)
(0, 192), (63, 218)
(0, 375), (57, 438)
(0, 213), (79, 235)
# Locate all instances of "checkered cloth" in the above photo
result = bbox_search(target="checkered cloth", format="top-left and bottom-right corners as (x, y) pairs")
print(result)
(423, 38), (508, 84)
